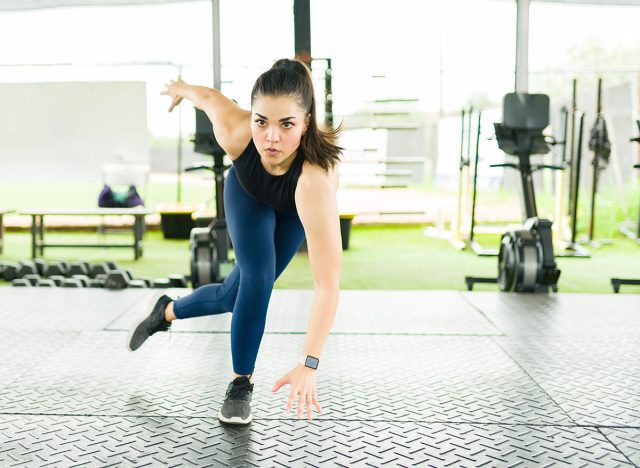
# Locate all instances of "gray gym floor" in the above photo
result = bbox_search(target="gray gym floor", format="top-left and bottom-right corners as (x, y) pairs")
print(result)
(0, 287), (638, 467)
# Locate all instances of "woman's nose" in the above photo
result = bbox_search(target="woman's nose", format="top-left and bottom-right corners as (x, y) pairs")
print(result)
(266, 127), (279, 142)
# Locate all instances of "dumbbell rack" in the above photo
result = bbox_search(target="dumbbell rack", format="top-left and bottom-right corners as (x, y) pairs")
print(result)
(0, 259), (187, 290)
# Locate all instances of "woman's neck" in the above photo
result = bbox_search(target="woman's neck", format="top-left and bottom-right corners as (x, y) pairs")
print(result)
(260, 150), (298, 176)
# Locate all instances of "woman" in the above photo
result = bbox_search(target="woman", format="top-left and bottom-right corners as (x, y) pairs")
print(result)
(127, 58), (343, 426)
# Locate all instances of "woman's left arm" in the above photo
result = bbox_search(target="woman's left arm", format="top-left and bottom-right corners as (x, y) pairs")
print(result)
(271, 165), (342, 420)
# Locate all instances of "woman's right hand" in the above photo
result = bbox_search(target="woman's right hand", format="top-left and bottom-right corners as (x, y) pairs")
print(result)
(161, 76), (186, 112)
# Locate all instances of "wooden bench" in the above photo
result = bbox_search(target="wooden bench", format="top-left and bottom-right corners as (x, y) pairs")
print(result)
(0, 209), (13, 254)
(18, 208), (153, 260)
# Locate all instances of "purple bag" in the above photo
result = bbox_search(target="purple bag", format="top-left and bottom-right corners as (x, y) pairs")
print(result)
(98, 185), (144, 208)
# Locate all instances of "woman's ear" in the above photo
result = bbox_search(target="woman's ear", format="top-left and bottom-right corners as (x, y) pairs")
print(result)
(303, 114), (311, 134)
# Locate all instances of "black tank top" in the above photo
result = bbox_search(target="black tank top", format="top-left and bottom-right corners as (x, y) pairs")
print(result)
(232, 139), (304, 213)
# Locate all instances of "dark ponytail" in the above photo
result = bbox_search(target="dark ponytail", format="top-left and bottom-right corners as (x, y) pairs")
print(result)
(251, 58), (342, 172)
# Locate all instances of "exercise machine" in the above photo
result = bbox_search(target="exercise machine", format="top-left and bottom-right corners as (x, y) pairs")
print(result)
(448, 108), (474, 250)
(611, 122), (640, 293)
(444, 107), (502, 255)
(188, 108), (235, 288)
(619, 119), (640, 241)
(554, 79), (590, 258)
(465, 93), (562, 292)
(586, 78), (612, 245)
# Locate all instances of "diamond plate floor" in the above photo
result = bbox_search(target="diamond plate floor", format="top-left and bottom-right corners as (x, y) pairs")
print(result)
(0, 287), (638, 467)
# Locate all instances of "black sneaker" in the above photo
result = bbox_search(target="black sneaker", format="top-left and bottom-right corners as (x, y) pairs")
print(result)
(218, 376), (254, 425)
(126, 292), (173, 351)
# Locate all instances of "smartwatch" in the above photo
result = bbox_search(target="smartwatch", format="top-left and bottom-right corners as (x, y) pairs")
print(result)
(300, 355), (319, 370)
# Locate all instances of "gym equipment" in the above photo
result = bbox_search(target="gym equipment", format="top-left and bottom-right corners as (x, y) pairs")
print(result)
(63, 278), (85, 288)
(554, 79), (590, 258)
(12, 279), (31, 287)
(168, 274), (189, 288)
(16, 261), (38, 278)
(468, 110), (500, 256)
(0, 261), (18, 281)
(312, 57), (334, 127)
(586, 78), (612, 245)
(152, 278), (171, 288)
(619, 119), (640, 241)
(440, 107), (502, 255)
(611, 124), (640, 293)
(36, 279), (56, 287)
(465, 93), (562, 293)
(188, 108), (235, 288)
(23, 274), (41, 286)
(448, 108), (473, 250)
(104, 270), (146, 290)
(1, 257), (183, 290)
(43, 261), (69, 277)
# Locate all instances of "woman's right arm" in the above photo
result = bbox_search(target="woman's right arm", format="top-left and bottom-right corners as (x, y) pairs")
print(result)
(162, 77), (251, 158)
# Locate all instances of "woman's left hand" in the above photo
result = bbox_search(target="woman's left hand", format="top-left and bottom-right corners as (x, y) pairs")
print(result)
(272, 364), (323, 420)
(160, 76), (186, 112)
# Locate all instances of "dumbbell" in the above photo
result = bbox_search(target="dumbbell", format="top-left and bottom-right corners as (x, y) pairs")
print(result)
(89, 262), (112, 279)
(43, 261), (69, 277)
(12, 279), (32, 287)
(0, 262), (19, 281)
(16, 261), (38, 279)
(104, 269), (147, 290)
(87, 279), (105, 288)
(151, 278), (171, 288)
(36, 279), (57, 287)
(63, 278), (85, 288)
(48, 275), (66, 287)
(67, 261), (90, 277)
(168, 274), (189, 288)
(33, 259), (48, 276)
(23, 274), (42, 286)
(71, 275), (91, 287)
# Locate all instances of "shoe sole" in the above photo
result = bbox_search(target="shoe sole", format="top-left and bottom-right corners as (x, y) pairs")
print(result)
(217, 409), (252, 425)
(126, 290), (166, 352)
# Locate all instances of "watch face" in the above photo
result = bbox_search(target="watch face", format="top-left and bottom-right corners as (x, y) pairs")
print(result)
(305, 356), (319, 369)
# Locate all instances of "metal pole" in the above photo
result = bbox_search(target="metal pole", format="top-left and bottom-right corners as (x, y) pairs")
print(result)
(212, 0), (221, 90)
(571, 112), (585, 244)
(177, 64), (183, 203)
(588, 78), (603, 241)
(515, 0), (529, 92)
(454, 109), (466, 240)
(567, 79), (577, 218)
(293, 0), (312, 66)
(324, 58), (333, 127)
(469, 111), (482, 242)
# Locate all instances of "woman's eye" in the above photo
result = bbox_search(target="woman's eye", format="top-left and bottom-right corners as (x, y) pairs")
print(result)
(283, 122), (293, 129)
(255, 119), (266, 126)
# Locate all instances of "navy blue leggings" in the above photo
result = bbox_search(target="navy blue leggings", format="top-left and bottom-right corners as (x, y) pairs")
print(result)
(172, 166), (306, 375)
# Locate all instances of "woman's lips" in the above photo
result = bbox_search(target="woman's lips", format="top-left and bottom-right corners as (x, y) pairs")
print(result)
(265, 148), (279, 155)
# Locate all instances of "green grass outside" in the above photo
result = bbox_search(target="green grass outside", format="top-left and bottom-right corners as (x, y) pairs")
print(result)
(1, 225), (639, 293)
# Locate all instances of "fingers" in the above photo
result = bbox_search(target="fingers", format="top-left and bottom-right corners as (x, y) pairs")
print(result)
(286, 387), (296, 413)
(271, 377), (288, 393)
(167, 96), (183, 113)
(306, 393), (313, 420)
(291, 388), (318, 420)
(312, 389), (322, 414)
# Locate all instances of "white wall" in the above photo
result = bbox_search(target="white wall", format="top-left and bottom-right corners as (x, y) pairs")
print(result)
(0, 81), (148, 182)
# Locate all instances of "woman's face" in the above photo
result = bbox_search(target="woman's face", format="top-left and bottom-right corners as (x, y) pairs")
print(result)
(251, 94), (308, 164)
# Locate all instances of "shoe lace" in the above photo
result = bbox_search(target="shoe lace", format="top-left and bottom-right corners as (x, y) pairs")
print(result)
(228, 384), (252, 400)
